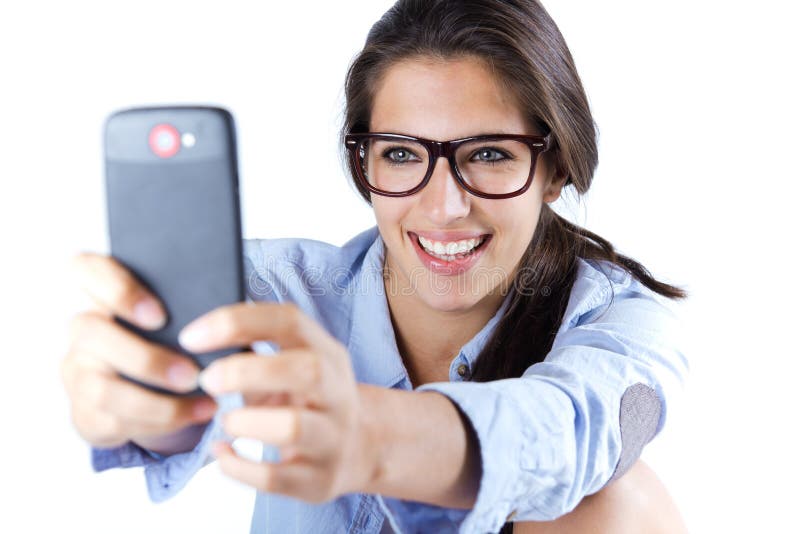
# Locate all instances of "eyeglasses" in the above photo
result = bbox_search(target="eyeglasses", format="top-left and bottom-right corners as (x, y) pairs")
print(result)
(345, 132), (551, 199)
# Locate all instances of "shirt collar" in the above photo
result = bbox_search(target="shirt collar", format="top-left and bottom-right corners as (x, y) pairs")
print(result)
(458, 290), (513, 371)
(346, 229), (408, 388)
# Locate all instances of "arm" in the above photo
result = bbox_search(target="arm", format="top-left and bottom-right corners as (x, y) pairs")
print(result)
(190, 264), (685, 533)
(372, 281), (688, 533)
(358, 385), (482, 509)
(62, 253), (222, 501)
(85, 247), (283, 502)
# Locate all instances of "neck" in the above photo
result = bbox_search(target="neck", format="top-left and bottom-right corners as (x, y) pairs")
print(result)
(384, 270), (506, 388)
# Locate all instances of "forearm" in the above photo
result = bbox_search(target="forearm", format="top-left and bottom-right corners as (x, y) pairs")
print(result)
(358, 383), (481, 509)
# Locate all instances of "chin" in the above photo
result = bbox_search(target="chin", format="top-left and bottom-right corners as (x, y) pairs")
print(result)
(417, 287), (486, 314)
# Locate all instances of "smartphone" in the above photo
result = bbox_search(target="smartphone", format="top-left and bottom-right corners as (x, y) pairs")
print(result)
(104, 105), (244, 395)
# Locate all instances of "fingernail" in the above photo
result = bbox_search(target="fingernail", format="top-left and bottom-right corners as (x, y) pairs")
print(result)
(198, 367), (222, 395)
(167, 363), (198, 391)
(179, 320), (211, 351)
(193, 399), (218, 420)
(134, 299), (166, 330)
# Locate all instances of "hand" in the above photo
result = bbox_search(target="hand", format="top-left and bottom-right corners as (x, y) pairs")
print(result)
(179, 302), (378, 504)
(62, 253), (218, 453)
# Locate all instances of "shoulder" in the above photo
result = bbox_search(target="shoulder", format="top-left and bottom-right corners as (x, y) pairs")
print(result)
(242, 226), (381, 303)
(560, 257), (680, 334)
(244, 226), (379, 272)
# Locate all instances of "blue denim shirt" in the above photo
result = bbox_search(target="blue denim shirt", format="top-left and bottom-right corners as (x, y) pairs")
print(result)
(92, 226), (688, 533)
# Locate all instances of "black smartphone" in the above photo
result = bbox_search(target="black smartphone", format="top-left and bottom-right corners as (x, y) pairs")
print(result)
(104, 105), (244, 395)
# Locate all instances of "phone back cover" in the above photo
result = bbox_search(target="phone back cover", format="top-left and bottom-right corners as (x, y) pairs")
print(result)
(104, 106), (244, 373)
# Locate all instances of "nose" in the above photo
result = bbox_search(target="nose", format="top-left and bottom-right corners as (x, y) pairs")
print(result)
(418, 157), (471, 225)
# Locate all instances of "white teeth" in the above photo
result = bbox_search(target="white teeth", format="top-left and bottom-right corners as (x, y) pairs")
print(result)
(418, 235), (484, 259)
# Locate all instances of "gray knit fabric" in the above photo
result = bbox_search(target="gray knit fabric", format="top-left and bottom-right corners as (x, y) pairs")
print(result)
(609, 383), (662, 482)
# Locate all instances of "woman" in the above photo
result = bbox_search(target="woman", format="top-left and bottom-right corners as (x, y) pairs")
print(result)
(62, 0), (689, 532)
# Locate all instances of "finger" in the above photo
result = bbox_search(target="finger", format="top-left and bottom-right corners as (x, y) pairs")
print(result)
(198, 350), (322, 397)
(242, 392), (292, 407)
(70, 406), (128, 449)
(75, 370), (217, 431)
(62, 337), (106, 397)
(179, 302), (334, 354)
(70, 311), (200, 392)
(71, 403), (172, 448)
(72, 252), (166, 330)
(222, 406), (335, 460)
(72, 403), (212, 448)
(213, 442), (330, 503)
(85, 298), (112, 317)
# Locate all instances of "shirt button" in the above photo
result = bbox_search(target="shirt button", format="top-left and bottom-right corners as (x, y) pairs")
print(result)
(457, 364), (469, 378)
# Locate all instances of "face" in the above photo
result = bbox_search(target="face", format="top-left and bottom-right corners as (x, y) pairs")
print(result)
(370, 56), (566, 313)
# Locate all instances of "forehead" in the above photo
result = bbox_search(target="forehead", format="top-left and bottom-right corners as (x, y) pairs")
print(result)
(369, 56), (530, 139)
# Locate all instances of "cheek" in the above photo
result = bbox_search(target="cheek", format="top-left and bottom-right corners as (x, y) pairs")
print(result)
(493, 198), (542, 254)
(372, 197), (412, 241)
(497, 195), (540, 229)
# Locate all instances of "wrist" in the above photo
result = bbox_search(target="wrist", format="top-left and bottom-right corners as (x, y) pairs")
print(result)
(132, 422), (208, 456)
(352, 383), (481, 508)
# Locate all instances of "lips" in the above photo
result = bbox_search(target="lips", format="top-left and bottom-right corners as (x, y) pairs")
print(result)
(408, 231), (492, 276)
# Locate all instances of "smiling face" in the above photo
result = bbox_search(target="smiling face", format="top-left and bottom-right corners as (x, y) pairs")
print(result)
(370, 56), (566, 313)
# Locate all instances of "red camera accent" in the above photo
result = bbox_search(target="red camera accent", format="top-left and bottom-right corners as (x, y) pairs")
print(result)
(149, 123), (181, 158)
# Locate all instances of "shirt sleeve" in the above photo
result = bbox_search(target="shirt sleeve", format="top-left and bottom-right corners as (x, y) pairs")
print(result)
(378, 273), (688, 533)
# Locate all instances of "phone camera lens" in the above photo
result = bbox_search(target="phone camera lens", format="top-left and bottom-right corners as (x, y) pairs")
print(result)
(149, 124), (181, 158)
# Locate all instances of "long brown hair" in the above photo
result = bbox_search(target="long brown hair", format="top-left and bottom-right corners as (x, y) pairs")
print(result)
(342, 2), (686, 524)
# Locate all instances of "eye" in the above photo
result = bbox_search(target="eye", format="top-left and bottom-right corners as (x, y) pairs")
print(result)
(470, 148), (509, 163)
(383, 147), (421, 163)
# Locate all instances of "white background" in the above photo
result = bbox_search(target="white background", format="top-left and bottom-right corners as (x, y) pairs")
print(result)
(1, 1), (798, 532)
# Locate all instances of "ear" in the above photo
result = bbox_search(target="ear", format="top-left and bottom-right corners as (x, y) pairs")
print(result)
(543, 163), (569, 203)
